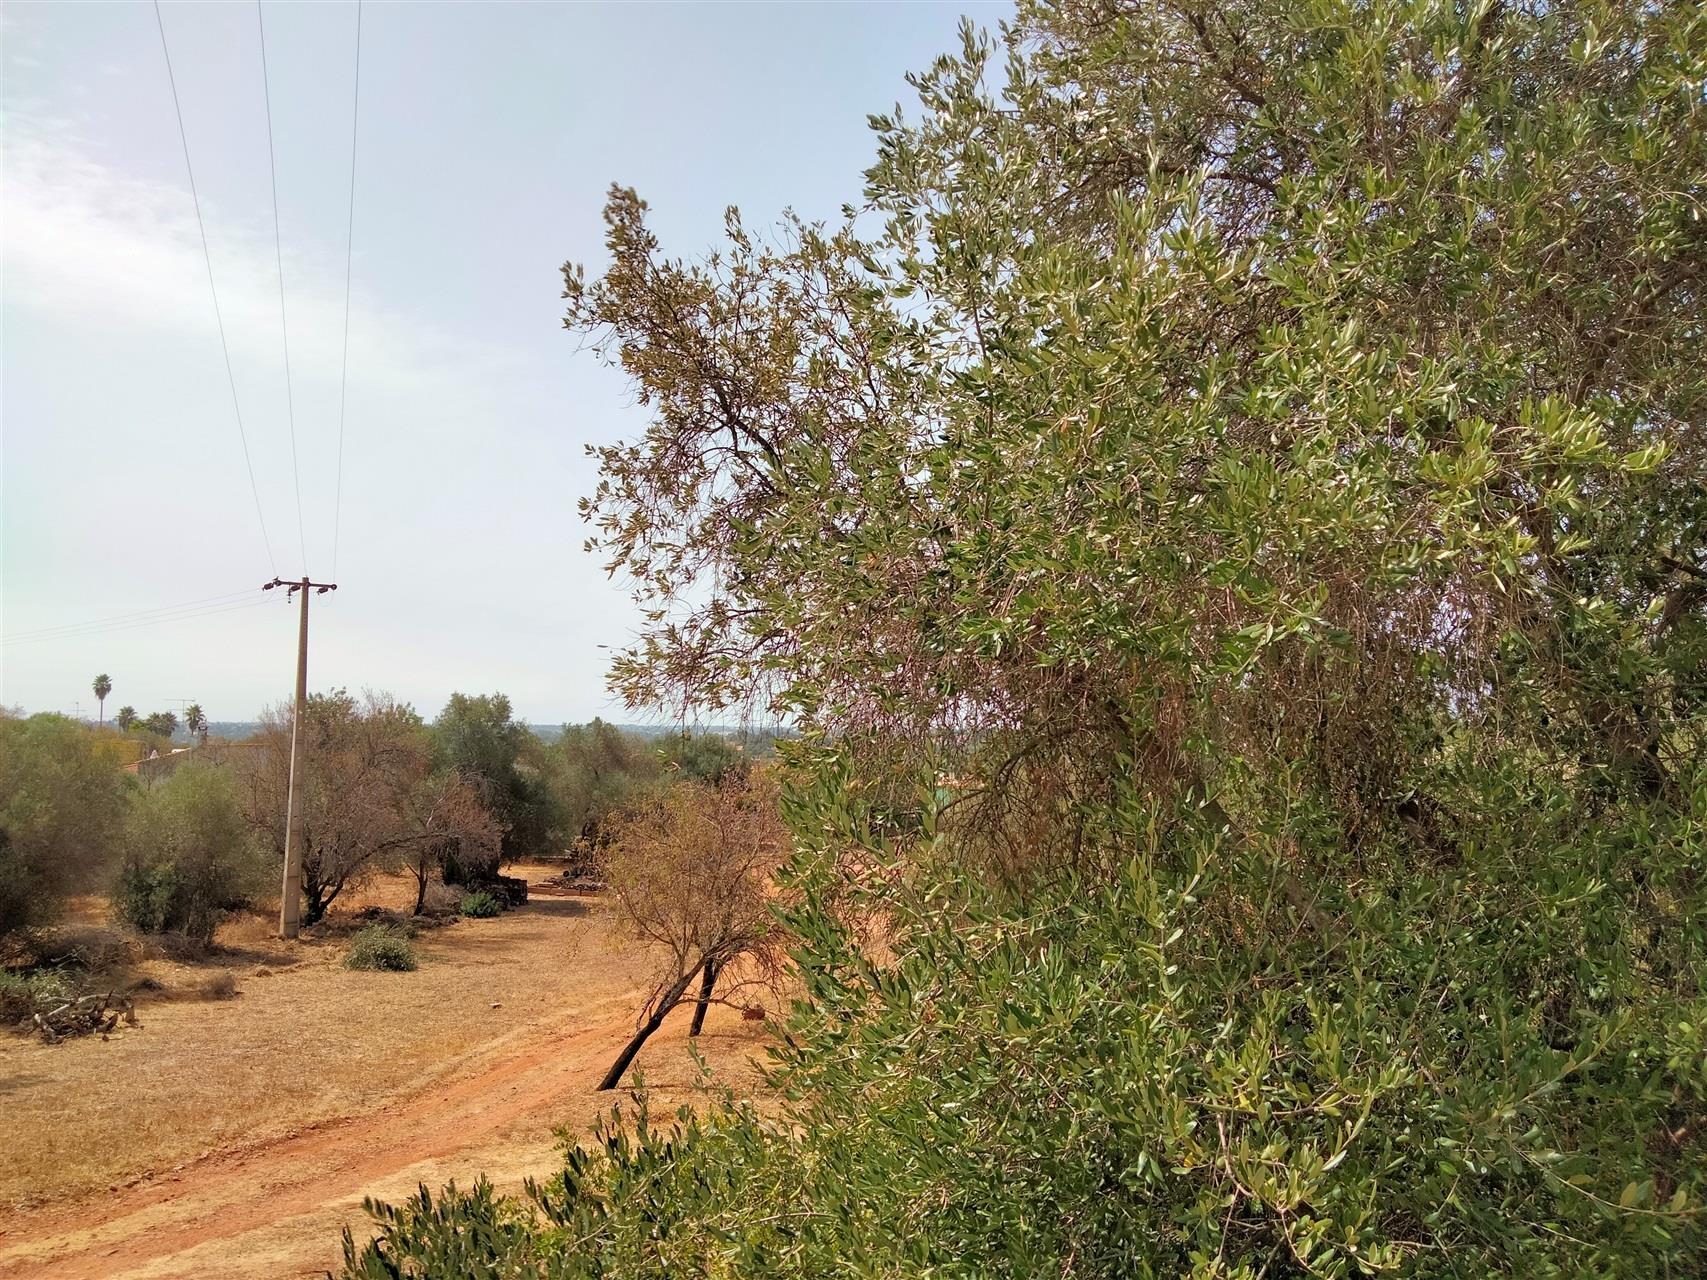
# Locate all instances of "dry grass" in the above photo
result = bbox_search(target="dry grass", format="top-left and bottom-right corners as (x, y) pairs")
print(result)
(0, 864), (715, 1213)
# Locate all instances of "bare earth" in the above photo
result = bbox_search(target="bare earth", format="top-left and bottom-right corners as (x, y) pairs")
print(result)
(0, 865), (772, 1279)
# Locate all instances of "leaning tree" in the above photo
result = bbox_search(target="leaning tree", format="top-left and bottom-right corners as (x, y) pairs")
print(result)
(597, 771), (789, 1089)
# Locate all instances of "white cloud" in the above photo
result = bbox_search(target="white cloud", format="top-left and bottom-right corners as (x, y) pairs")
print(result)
(1, 115), (524, 413)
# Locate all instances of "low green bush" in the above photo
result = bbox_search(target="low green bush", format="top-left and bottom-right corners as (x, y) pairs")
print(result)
(114, 862), (180, 936)
(458, 890), (502, 918)
(344, 925), (417, 972)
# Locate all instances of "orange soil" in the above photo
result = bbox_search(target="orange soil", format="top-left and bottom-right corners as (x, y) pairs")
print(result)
(0, 868), (772, 1280)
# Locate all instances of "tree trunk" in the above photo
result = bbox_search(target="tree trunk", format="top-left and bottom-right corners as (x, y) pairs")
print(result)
(598, 960), (704, 1091)
(302, 877), (334, 925)
(689, 959), (719, 1037)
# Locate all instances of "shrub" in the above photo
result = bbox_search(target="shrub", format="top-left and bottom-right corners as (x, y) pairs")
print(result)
(0, 714), (132, 938)
(419, 882), (463, 918)
(458, 890), (502, 918)
(193, 972), (238, 1001)
(344, 816), (1707, 1276)
(116, 765), (266, 944)
(114, 862), (180, 936)
(344, 925), (417, 972)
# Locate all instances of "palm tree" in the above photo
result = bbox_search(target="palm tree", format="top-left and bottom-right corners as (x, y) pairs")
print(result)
(185, 703), (208, 746)
(92, 674), (112, 725)
(115, 706), (137, 733)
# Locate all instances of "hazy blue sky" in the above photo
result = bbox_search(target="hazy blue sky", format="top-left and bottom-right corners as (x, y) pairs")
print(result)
(2, 0), (1008, 726)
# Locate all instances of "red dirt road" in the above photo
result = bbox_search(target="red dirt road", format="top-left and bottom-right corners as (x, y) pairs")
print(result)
(0, 903), (770, 1279)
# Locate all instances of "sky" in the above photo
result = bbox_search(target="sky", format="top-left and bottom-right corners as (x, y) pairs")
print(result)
(1, 0), (1010, 727)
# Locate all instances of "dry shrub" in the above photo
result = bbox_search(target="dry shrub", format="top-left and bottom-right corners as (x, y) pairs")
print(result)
(25, 924), (141, 973)
(193, 972), (238, 1001)
(419, 881), (463, 918)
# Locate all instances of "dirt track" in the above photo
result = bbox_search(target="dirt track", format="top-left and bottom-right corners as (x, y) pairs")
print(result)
(0, 881), (771, 1279)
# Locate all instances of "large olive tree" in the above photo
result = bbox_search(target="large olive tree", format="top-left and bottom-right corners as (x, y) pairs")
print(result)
(348, 1), (1705, 1273)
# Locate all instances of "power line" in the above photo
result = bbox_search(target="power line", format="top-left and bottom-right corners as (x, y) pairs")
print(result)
(1, 597), (284, 647)
(152, 0), (278, 578)
(3, 598), (281, 646)
(332, 0), (363, 583)
(1, 589), (255, 642)
(256, 0), (309, 576)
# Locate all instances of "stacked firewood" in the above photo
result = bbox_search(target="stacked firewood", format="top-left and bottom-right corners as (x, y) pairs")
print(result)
(30, 991), (137, 1043)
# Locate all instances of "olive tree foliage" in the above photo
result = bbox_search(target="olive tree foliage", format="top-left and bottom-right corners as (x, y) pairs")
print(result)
(567, 0), (1703, 849)
(347, 0), (1704, 1274)
(116, 763), (266, 944)
(547, 719), (662, 868)
(434, 693), (559, 864)
(246, 691), (500, 924)
(596, 771), (789, 1090)
(0, 713), (132, 940)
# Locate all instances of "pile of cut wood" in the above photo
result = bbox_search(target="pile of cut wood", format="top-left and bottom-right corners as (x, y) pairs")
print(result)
(30, 991), (137, 1043)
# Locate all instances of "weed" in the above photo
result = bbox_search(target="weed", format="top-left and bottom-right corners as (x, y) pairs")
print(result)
(344, 925), (418, 973)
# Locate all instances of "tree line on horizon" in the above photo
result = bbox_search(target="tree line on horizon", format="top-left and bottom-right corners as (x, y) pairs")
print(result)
(0, 692), (762, 941)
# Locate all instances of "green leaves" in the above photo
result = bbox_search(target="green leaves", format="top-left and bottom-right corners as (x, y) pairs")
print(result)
(345, 0), (1707, 1272)
(343, 775), (1707, 1275)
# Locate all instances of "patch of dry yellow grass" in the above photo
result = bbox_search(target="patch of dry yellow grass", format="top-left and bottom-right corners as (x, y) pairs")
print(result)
(0, 865), (664, 1212)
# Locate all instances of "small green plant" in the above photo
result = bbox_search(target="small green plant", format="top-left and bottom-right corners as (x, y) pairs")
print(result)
(114, 862), (180, 935)
(459, 890), (502, 918)
(0, 969), (73, 1022)
(344, 924), (417, 972)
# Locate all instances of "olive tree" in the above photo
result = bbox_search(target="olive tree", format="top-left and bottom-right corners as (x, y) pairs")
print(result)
(0, 713), (131, 940)
(117, 762), (265, 943)
(346, 0), (1705, 1273)
(400, 770), (502, 916)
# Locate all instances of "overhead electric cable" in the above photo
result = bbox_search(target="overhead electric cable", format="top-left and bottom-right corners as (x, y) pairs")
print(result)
(331, 0), (362, 583)
(152, 0), (278, 578)
(2, 589), (255, 642)
(256, 0), (309, 575)
(2, 598), (283, 647)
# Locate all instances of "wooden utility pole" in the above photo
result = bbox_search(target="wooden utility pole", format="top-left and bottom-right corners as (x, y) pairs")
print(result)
(265, 576), (337, 938)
